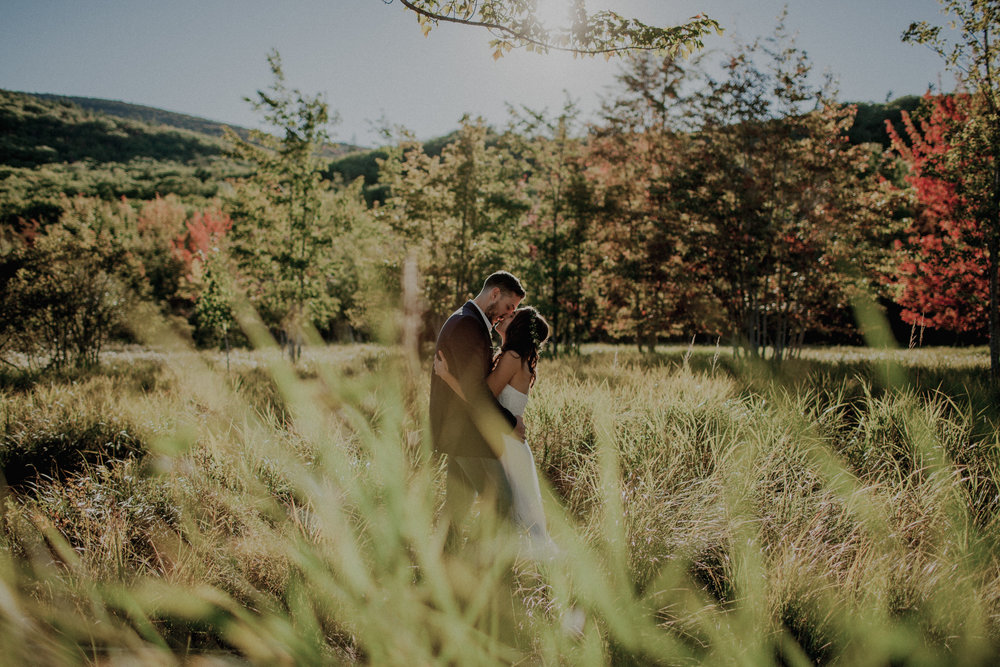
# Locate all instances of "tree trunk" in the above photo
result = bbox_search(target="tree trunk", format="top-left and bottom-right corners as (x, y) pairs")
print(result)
(990, 216), (1000, 387)
(550, 207), (560, 358)
(991, 146), (1000, 387)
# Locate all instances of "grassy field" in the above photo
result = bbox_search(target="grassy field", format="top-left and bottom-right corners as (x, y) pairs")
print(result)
(1, 340), (998, 665)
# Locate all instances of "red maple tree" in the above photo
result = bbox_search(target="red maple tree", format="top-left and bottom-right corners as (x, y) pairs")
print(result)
(171, 208), (232, 305)
(886, 94), (993, 335)
(172, 208), (232, 273)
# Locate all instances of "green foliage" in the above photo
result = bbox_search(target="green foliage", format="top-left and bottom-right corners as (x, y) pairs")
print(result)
(0, 20), (971, 359)
(398, 0), (721, 58)
(1, 198), (147, 369)
(0, 158), (244, 229)
(226, 51), (347, 359)
(503, 97), (593, 354)
(0, 89), (225, 167)
(319, 178), (396, 338)
(379, 116), (527, 325)
(0, 194), (230, 366)
(193, 250), (237, 351)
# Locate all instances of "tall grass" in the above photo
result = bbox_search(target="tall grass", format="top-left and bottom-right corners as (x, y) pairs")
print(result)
(1, 337), (998, 664)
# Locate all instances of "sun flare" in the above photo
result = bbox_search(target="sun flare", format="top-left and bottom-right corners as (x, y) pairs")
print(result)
(530, 0), (574, 29)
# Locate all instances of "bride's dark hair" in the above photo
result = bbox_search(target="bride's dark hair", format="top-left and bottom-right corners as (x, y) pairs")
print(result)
(495, 307), (550, 385)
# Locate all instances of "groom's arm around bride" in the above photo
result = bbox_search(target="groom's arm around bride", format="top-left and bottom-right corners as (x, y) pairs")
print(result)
(430, 304), (517, 460)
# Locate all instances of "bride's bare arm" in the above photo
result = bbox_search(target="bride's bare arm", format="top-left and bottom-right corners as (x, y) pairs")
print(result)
(486, 351), (520, 397)
(488, 352), (526, 441)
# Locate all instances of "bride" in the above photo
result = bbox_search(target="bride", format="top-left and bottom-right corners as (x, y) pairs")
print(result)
(435, 306), (556, 554)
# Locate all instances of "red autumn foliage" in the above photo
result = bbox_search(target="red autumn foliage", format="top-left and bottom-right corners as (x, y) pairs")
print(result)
(886, 94), (992, 334)
(172, 208), (232, 274)
(137, 194), (188, 238)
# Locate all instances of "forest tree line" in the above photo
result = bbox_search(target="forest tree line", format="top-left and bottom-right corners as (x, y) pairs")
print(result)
(0, 28), (986, 369)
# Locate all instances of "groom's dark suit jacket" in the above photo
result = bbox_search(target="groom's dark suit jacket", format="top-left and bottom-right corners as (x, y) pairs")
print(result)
(430, 301), (517, 458)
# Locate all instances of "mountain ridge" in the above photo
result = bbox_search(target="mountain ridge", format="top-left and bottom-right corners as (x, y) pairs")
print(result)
(32, 93), (255, 142)
(9, 90), (362, 158)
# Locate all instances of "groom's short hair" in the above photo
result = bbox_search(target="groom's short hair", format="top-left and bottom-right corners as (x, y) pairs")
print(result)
(483, 271), (525, 298)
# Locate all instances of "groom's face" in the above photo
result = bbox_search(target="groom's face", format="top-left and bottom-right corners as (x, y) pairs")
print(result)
(485, 288), (522, 325)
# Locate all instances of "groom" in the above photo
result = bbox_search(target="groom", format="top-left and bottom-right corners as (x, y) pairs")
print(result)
(430, 271), (526, 541)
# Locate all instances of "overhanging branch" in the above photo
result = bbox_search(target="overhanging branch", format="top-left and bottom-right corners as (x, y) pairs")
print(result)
(388, 0), (721, 57)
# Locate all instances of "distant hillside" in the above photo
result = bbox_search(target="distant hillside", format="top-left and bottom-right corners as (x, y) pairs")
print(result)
(1, 87), (928, 226)
(0, 90), (252, 225)
(31, 93), (360, 159)
(0, 89), (366, 225)
(847, 95), (923, 147)
(0, 89), (227, 168)
(34, 94), (254, 142)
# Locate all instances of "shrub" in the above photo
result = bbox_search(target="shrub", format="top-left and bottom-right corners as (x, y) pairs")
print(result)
(1, 199), (146, 369)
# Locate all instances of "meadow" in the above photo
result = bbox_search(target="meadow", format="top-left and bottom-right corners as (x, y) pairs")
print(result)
(1, 338), (999, 665)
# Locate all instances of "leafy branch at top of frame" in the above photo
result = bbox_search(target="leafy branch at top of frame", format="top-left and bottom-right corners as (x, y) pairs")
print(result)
(389, 0), (722, 59)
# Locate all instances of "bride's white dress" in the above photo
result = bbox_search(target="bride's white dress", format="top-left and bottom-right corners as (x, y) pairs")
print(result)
(497, 384), (557, 556)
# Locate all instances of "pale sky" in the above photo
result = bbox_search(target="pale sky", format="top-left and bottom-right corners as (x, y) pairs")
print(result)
(0, 1), (956, 147)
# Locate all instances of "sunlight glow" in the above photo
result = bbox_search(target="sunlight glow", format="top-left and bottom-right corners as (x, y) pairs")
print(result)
(531, 0), (574, 30)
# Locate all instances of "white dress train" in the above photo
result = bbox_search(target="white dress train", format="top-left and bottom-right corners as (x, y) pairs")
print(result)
(497, 384), (557, 557)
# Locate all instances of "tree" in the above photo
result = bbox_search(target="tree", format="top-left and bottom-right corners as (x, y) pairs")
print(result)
(886, 94), (992, 336)
(378, 117), (526, 330)
(226, 51), (341, 361)
(392, 0), (721, 58)
(172, 205), (237, 353)
(194, 251), (237, 369)
(376, 130), (453, 326)
(134, 195), (190, 309)
(319, 177), (392, 340)
(1, 198), (146, 369)
(504, 97), (592, 354)
(586, 53), (711, 351)
(587, 17), (885, 360)
(686, 34), (882, 361)
(904, 1), (1000, 383)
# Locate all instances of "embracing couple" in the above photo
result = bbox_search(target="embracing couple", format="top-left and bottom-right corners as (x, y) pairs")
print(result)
(429, 271), (556, 556)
